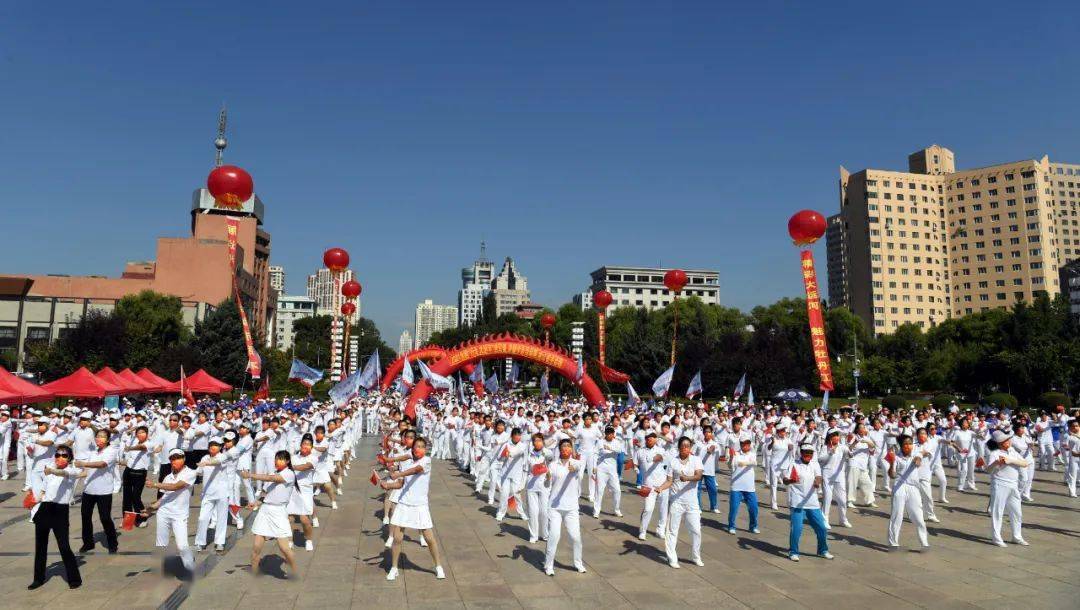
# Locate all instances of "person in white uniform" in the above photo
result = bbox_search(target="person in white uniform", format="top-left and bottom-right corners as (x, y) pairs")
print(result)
(495, 427), (529, 523)
(194, 437), (233, 554)
(592, 426), (623, 518)
(818, 431), (851, 528)
(727, 433), (760, 534)
(74, 429), (119, 554)
(287, 434), (318, 550)
(635, 432), (670, 539)
(656, 436), (704, 569)
(886, 435), (929, 548)
(28, 444), (83, 590)
(985, 429), (1030, 547)
(544, 438), (586, 575)
(241, 449), (300, 576)
(783, 443), (833, 562)
(143, 448), (197, 573)
(379, 437), (446, 581)
(1065, 419), (1080, 498)
(524, 433), (552, 543)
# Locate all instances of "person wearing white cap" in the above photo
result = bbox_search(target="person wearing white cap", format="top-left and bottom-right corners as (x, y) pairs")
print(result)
(818, 431), (852, 528)
(194, 437), (233, 553)
(766, 424), (794, 510)
(887, 434), (929, 548)
(27, 417), (58, 494)
(726, 432), (760, 534)
(986, 429), (1029, 546)
(783, 443), (832, 561)
(74, 429), (120, 554)
(0, 408), (11, 480)
(143, 448), (196, 573)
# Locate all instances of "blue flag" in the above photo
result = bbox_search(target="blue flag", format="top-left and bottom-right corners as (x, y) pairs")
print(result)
(288, 359), (324, 388)
(685, 370), (703, 399)
(357, 349), (381, 390)
(507, 361), (520, 387)
(732, 372), (747, 400)
(329, 367), (362, 407)
(484, 370), (499, 395)
(469, 360), (484, 383)
(652, 365), (674, 398)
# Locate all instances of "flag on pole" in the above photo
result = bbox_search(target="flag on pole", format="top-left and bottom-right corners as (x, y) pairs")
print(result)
(732, 372), (747, 400)
(457, 373), (467, 403)
(417, 360), (453, 391)
(507, 361), (520, 387)
(179, 365), (196, 406)
(821, 389), (830, 412)
(329, 367), (363, 406)
(288, 359), (324, 388)
(484, 370), (500, 395)
(627, 381), (640, 408)
(685, 370), (703, 399)
(539, 369), (550, 397)
(357, 349), (381, 390)
(401, 357), (415, 387)
(747, 384), (755, 406)
(575, 354), (584, 382)
(254, 370), (270, 400)
(469, 360), (484, 383)
(652, 365), (674, 398)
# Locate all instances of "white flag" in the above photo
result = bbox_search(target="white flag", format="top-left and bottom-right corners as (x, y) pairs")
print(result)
(747, 384), (755, 406)
(652, 365), (674, 398)
(417, 360), (453, 391)
(627, 381), (640, 408)
(685, 370), (703, 399)
(732, 372), (747, 400)
(821, 390), (830, 412)
(401, 357), (415, 386)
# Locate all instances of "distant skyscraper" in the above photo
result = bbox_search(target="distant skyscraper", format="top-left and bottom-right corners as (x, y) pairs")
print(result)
(273, 295), (317, 351)
(458, 241), (495, 325)
(572, 289), (593, 312)
(397, 329), (413, 356)
(268, 265), (285, 292)
(588, 266), (720, 312)
(307, 267), (358, 315)
(414, 299), (458, 348)
(491, 257), (530, 316)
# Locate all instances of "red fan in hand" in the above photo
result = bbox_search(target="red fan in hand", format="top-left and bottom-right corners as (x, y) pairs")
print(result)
(507, 496), (518, 510)
(637, 486), (653, 497)
(22, 490), (36, 510)
(122, 511), (138, 531)
(625, 460), (635, 471)
(501, 446), (510, 459)
(229, 504), (241, 517)
(975, 457), (985, 469)
(789, 465), (800, 483)
(370, 470), (381, 486)
(531, 463), (548, 476)
(885, 450), (896, 465)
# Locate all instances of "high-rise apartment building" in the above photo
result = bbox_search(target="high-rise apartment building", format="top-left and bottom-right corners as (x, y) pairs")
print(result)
(306, 267), (358, 316)
(397, 329), (413, 356)
(268, 265), (285, 293)
(414, 299), (458, 348)
(588, 266), (720, 312)
(458, 242), (495, 326)
(1061, 258), (1080, 319)
(491, 257), (530, 316)
(273, 295), (317, 351)
(829, 145), (1080, 334)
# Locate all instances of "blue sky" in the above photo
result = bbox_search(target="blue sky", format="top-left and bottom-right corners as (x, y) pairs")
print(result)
(3, 2), (1080, 342)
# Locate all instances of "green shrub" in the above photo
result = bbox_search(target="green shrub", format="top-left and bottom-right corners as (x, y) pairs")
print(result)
(930, 394), (955, 410)
(984, 392), (1018, 409)
(1034, 391), (1072, 412)
(881, 395), (906, 411)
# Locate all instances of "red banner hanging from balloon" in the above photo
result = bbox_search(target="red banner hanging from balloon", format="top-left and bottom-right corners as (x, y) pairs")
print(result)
(800, 250), (833, 391)
(225, 218), (262, 378)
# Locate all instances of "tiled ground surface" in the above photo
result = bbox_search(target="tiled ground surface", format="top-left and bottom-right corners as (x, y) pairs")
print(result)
(0, 437), (1077, 609)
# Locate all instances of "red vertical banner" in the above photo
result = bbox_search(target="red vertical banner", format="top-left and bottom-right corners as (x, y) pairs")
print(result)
(598, 311), (606, 366)
(800, 250), (834, 391)
(225, 218), (261, 378)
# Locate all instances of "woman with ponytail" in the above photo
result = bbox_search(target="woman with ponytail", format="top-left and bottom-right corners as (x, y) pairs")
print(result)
(241, 449), (299, 576)
(288, 434), (318, 551)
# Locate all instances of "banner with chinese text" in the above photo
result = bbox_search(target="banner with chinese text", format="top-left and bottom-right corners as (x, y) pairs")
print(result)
(225, 217), (262, 378)
(800, 250), (834, 391)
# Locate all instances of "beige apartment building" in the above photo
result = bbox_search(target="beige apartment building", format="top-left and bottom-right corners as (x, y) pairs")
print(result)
(829, 145), (1080, 334)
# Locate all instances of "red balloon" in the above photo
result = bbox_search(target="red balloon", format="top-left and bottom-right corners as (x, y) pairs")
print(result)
(664, 269), (688, 293)
(323, 248), (350, 272)
(341, 279), (362, 299)
(206, 165), (254, 209)
(788, 209), (827, 246)
(340, 302), (356, 316)
(593, 290), (613, 309)
(540, 313), (557, 329)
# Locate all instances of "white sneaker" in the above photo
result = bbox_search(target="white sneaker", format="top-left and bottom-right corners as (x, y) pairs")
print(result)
(638, 532), (647, 541)
(841, 521), (853, 528)
(312, 517), (320, 528)
(386, 567), (398, 581)
(529, 537), (539, 544)
(668, 561), (680, 569)
(1014, 538), (1029, 546)
(1, 474), (8, 480)
(846, 501), (855, 508)
(385, 536), (393, 549)
(614, 510), (623, 518)
(992, 539), (1007, 547)
(927, 516), (940, 523)
(305, 540), (314, 551)
(751, 528), (760, 534)
(712, 509), (720, 514)
(789, 554), (800, 562)
(287, 541), (293, 549)
(574, 562), (587, 573)
(383, 516), (390, 525)
(337, 488), (343, 495)
(435, 565), (446, 579)
(692, 557), (704, 567)
(544, 566), (555, 576)
(236, 518), (244, 530)
(331, 501), (339, 510)
(940, 498), (950, 504)
(822, 552), (834, 560)
(591, 511), (600, 519)
(420, 537), (428, 547)
(727, 528), (736, 535)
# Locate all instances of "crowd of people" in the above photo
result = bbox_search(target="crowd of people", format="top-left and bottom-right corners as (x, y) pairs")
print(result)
(1, 387), (1078, 589)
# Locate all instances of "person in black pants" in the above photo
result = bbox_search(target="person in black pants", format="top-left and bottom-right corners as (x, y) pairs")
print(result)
(30, 445), (83, 589)
(122, 425), (151, 526)
(75, 429), (119, 554)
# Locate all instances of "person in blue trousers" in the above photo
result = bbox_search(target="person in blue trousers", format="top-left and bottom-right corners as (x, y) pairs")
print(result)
(782, 443), (833, 562)
(696, 425), (720, 512)
(727, 434), (760, 534)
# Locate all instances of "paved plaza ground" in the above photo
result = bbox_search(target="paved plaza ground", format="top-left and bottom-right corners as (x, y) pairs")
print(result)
(1, 436), (1078, 609)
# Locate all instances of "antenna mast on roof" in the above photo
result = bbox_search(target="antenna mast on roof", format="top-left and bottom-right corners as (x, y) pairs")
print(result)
(214, 105), (228, 167)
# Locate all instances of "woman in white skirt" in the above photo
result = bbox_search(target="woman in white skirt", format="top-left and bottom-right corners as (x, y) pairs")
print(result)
(312, 425), (336, 512)
(378, 437), (446, 581)
(288, 434), (317, 551)
(241, 450), (299, 576)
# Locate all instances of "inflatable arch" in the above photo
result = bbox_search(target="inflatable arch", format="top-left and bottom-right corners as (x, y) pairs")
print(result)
(404, 332), (606, 418)
(382, 346), (484, 396)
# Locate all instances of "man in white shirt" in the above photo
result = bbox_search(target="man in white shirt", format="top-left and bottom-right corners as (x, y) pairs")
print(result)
(782, 444), (832, 562)
(144, 448), (197, 573)
(727, 433), (760, 534)
(636, 432), (670, 540)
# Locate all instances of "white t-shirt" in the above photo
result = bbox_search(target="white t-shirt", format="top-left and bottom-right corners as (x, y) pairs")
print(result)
(83, 445), (119, 496)
(159, 467), (198, 517)
(730, 450), (757, 492)
(668, 454), (704, 509)
(547, 458), (583, 511)
(788, 460), (821, 510)
(397, 456), (432, 507)
(263, 468), (297, 505)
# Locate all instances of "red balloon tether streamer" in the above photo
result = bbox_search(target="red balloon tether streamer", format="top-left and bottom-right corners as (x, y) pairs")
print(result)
(789, 210), (835, 392)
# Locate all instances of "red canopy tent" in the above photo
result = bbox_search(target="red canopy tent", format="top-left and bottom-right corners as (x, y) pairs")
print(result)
(166, 369), (232, 395)
(118, 368), (162, 393)
(41, 367), (123, 398)
(96, 367), (147, 394)
(0, 367), (54, 403)
(136, 368), (175, 392)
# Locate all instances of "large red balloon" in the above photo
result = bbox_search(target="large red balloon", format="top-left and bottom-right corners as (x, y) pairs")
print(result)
(788, 210), (827, 246)
(593, 290), (613, 309)
(341, 279), (362, 299)
(206, 165), (254, 209)
(540, 313), (556, 329)
(340, 302), (356, 316)
(664, 269), (688, 293)
(323, 248), (350, 272)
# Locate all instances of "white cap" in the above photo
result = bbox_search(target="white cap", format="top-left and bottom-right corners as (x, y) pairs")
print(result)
(36, 416), (50, 424)
(168, 448), (186, 459)
(991, 430), (1013, 444)
(209, 436), (224, 446)
(79, 411), (93, 420)
(799, 443), (815, 453)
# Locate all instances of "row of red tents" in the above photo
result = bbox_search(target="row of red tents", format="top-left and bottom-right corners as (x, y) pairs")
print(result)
(0, 366), (232, 403)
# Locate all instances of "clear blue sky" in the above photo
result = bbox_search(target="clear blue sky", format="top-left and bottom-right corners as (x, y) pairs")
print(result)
(3, 2), (1080, 342)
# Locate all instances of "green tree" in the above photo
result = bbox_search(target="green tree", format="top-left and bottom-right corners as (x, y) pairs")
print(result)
(193, 300), (248, 387)
(114, 290), (191, 370)
(27, 310), (127, 381)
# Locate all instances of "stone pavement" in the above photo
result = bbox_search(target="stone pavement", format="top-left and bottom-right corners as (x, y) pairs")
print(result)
(0, 437), (1078, 609)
